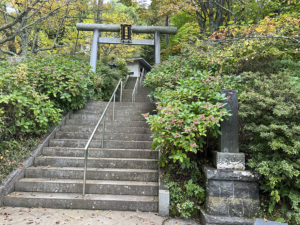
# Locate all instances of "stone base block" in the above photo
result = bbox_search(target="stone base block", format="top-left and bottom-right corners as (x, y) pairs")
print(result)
(159, 190), (169, 216)
(7, 56), (25, 63)
(213, 151), (245, 170)
(254, 218), (287, 225)
(203, 166), (261, 218)
(200, 209), (255, 225)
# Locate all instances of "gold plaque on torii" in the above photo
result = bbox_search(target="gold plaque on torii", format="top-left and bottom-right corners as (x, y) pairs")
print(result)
(120, 24), (132, 43)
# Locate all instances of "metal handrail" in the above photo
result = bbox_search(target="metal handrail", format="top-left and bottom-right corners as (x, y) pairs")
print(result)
(132, 77), (139, 102)
(82, 78), (123, 196)
(139, 68), (145, 87)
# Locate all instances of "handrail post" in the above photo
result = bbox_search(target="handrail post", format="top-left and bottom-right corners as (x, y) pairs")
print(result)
(83, 147), (88, 196)
(120, 81), (122, 102)
(102, 115), (105, 148)
(113, 94), (115, 121)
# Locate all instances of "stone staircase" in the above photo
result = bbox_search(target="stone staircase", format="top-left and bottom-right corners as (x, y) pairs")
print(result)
(122, 77), (152, 103)
(3, 81), (159, 211)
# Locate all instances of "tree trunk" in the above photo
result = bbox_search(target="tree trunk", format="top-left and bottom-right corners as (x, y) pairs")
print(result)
(196, 10), (206, 35)
(215, 0), (224, 31)
(165, 16), (169, 47)
(20, 13), (29, 56)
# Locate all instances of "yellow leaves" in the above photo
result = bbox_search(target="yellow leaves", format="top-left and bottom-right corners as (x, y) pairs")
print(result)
(0, 156), (3, 160)
(255, 28), (263, 33)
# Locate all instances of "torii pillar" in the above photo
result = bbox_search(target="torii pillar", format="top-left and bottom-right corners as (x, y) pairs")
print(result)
(76, 23), (177, 71)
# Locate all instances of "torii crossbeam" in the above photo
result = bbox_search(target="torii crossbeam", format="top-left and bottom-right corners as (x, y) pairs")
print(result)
(76, 23), (177, 72)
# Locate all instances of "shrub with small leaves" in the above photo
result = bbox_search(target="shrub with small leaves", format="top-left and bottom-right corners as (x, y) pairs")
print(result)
(238, 71), (300, 223)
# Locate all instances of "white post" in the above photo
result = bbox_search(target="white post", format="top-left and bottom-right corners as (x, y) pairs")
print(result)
(90, 29), (99, 72)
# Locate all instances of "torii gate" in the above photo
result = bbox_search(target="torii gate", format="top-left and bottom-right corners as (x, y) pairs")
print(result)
(76, 23), (177, 72)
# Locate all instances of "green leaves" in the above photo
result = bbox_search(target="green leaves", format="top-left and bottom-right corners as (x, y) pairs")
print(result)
(143, 56), (231, 168)
(239, 71), (300, 219)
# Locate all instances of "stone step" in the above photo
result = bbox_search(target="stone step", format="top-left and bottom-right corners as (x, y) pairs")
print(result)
(34, 156), (158, 169)
(42, 147), (158, 159)
(3, 192), (158, 211)
(122, 96), (151, 100)
(83, 102), (155, 109)
(55, 132), (153, 141)
(60, 125), (151, 134)
(73, 109), (155, 115)
(15, 178), (158, 196)
(124, 77), (137, 89)
(86, 101), (154, 107)
(49, 139), (152, 149)
(70, 114), (145, 121)
(26, 167), (158, 182)
(122, 91), (151, 95)
(82, 105), (155, 112)
(66, 120), (150, 127)
(123, 98), (152, 103)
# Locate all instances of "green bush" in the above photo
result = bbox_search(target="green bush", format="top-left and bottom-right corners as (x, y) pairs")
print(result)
(0, 54), (128, 183)
(238, 71), (300, 223)
(143, 56), (232, 168)
(96, 56), (129, 100)
(0, 61), (62, 136)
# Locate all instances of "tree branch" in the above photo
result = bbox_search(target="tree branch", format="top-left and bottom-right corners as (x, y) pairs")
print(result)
(0, 1), (71, 46)
(211, 35), (300, 44)
(0, 0), (41, 32)
(33, 44), (69, 53)
(211, 1), (235, 16)
(0, 8), (16, 19)
(30, 30), (39, 54)
(0, 47), (17, 56)
(24, 1), (47, 20)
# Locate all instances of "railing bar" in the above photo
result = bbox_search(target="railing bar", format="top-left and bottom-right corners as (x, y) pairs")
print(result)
(82, 78), (122, 196)
(102, 115), (105, 148)
(82, 147), (88, 195)
(113, 94), (115, 121)
(120, 81), (122, 102)
(132, 77), (139, 102)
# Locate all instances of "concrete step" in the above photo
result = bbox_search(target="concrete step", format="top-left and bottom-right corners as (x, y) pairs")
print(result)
(60, 125), (151, 134)
(55, 132), (153, 141)
(122, 91), (151, 96)
(26, 167), (158, 182)
(122, 95), (151, 100)
(84, 102), (155, 109)
(34, 156), (158, 169)
(81, 105), (154, 111)
(86, 101), (154, 107)
(49, 139), (153, 149)
(42, 147), (158, 159)
(4, 192), (158, 211)
(70, 114), (145, 121)
(73, 109), (156, 115)
(66, 119), (149, 127)
(15, 178), (159, 196)
(123, 98), (152, 103)
(82, 106), (155, 112)
(124, 77), (137, 89)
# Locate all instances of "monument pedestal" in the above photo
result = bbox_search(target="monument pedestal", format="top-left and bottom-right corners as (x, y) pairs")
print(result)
(213, 151), (245, 170)
(200, 166), (260, 225)
(200, 89), (261, 225)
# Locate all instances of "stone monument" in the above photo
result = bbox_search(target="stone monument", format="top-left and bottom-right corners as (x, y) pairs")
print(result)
(200, 89), (261, 225)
